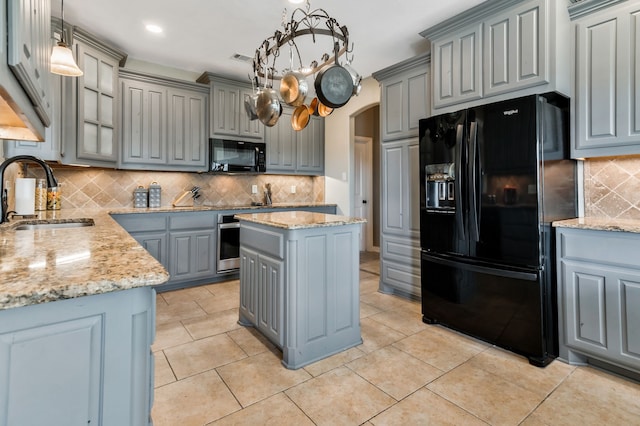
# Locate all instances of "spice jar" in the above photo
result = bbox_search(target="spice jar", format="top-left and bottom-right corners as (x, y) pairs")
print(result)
(35, 179), (47, 211)
(47, 186), (61, 210)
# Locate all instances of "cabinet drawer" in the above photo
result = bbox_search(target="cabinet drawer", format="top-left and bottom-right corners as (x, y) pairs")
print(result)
(240, 224), (284, 259)
(382, 235), (421, 266)
(169, 213), (216, 230)
(112, 214), (167, 232)
(558, 228), (640, 269)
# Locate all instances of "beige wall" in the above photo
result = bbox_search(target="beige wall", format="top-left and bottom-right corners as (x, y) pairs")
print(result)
(23, 167), (324, 209)
(583, 156), (640, 220)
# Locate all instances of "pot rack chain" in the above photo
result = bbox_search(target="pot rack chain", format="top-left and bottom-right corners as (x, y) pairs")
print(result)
(252, 2), (352, 82)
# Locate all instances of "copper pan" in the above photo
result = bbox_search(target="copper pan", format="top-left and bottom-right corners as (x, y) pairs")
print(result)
(317, 100), (333, 117)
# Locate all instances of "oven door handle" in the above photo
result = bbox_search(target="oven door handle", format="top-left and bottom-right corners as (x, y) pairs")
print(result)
(218, 222), (240, 229)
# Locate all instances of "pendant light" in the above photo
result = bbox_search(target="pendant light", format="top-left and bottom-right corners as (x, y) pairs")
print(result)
(50, 0), (83, 77)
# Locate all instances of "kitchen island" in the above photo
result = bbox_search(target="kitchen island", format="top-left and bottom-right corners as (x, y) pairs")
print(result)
(235, 211), (366, 369)
(0, 209), (169, 426)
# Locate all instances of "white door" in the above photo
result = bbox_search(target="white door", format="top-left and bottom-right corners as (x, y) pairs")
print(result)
(354, 136), (373, 251)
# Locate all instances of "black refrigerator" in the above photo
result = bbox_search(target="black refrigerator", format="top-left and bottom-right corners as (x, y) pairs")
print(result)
(419, 93), (577, 367)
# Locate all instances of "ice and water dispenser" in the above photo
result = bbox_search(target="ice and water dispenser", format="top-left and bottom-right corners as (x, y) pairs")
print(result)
(425, 163), (455, 210)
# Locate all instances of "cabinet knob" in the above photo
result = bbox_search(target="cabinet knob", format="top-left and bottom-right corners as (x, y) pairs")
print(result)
(362, 200), (368, 204)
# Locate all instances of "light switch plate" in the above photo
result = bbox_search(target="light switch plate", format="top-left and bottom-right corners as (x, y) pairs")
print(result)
(251, 184), (258, 194)
(290, 185), (296, 194)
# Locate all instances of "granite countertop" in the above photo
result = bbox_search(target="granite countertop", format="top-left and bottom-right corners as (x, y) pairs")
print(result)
(0, 209), (169, 310)
(113, 202), (337, 214)
(235, 211), (366, 230)
(553, 217), (640, 234)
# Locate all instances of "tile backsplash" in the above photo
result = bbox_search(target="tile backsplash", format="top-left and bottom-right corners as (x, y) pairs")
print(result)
(24, 167), (324, 209)
(584, 156), (640, 220)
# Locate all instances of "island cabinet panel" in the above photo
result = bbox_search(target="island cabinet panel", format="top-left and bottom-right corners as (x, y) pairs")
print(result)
(557, 227), (640, 375)
(238, 218), (362, 369)
(0, 287), (156, 426)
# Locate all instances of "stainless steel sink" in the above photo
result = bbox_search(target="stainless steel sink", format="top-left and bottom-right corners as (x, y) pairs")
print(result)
(14, 219), (95, 230)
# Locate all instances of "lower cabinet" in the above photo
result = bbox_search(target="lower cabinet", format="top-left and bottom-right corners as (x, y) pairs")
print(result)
(239, 247), (284, 346)
(169, 229), (216, 284)
(112, 205), (337, 291)
(0, 287), (155, 426)
(556, 227), (640, 376)
(379, 138), (421, 298)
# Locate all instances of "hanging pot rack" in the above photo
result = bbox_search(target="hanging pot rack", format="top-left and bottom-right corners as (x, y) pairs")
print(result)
(252, 2), (353, 82)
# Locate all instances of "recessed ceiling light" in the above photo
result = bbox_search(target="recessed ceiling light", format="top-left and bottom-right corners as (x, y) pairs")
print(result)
(288, 0), (305, 4)
(145, 24), (163, 34)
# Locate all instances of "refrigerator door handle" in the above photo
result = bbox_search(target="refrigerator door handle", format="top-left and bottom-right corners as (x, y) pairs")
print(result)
(469, 121), (480, 242)
(422, 253), (539, 281)
(455, 123), (465, 239)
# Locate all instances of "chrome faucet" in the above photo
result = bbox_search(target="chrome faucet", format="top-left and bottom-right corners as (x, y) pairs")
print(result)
(0, 155), (58, 224)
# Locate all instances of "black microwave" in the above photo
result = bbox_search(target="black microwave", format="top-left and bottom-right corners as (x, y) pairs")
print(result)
(209, 139), (266, 173)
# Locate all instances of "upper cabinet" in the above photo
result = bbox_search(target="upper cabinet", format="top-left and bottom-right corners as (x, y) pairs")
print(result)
(431, 24), (482, 109)
(570, 0), (640, 158)
(265, 107), (324, 175)
(7, 0), (52, 128)
(0, 0), (51, 141)
(197, 73), (264, 142)
(372, 53), (430, 141)
(71, 28), (125, 166)
(120, 70), (209, 172)
(421, 0), (570, 113)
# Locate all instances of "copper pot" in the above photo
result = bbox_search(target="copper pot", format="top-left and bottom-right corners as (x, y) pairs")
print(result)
(317, 100), (333, 117)
(280, 70), (308, 106)
(291, 104), (310, 131)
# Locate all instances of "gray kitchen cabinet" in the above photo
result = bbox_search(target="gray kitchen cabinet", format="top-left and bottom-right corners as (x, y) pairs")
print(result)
(167, 87), (208, 168)
(119, 69), (209, 172)
(168, 212), (216, 284)
(265, 107), (325, 175)
(372, 54), (430, 140)
(556, 226), (640, 375)
(196, 73), (265, 141)
(421, 0), (570, 112)
(570, 0), (640, 157)
(237, 215), (362, 369)
(7, 0), (52, 128)
(373, 54), (428, 299)
(431, 23), (482, 109)
(0, 287), (155, 426)
(379, 138), (421, 298)
(239, 246), (284, 347)
(483, 0), (548, 97)
(72, 29), (123, 166)
(295, 115), (324, 174)
(4, 72), (62, 160)
(111, 213), (168, 265)
(265, 108), (296, 172)
(120, 78), (167, 167)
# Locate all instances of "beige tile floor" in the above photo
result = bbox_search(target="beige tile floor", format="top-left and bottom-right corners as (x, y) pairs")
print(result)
(151, 252), (640, 426)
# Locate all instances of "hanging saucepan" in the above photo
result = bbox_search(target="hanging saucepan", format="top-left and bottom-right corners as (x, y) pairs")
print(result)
(244, 76), (260, 120)
(343, 61), (362, 96)
(256, 72), (282, 127)
(291, 104), (310, 131)
(314, 42), (354, 109)
(279, 48), (308, 107)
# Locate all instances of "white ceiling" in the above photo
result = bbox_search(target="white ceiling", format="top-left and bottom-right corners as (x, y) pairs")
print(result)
(54, 0), (487, 81)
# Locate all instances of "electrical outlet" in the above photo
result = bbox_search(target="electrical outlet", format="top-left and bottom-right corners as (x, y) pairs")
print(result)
(290, 185), (296, 194)
(251, 184), (258, 194)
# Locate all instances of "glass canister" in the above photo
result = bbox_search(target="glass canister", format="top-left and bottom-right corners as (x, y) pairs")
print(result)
(148, 182), (161, 208)
(134, 186), (148, 208)
(47, 186), (61, 210)
(35, 179), (47, 211)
